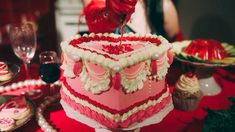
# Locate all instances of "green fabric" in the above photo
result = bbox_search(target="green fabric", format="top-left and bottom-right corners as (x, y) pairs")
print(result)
(203, 97), (235, 132)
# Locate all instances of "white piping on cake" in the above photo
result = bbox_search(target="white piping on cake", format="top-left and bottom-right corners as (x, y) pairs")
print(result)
(61, 62), (75, 78)
(80, 61), (111, 94)
(60, 33), (171, 93)
(60, 33), (171, 71)
(157, 53), (170, 80)
(121, 61), (150, 93)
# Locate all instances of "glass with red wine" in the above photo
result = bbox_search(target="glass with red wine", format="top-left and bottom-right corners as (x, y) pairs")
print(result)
(39, 51), (60, 95)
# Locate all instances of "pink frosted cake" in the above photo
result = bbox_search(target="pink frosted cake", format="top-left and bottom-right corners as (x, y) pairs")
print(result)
(60, 33), (174, 130)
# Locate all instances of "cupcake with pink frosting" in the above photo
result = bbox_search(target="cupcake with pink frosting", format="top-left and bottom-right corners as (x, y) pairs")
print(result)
(173, 73), (202, 111)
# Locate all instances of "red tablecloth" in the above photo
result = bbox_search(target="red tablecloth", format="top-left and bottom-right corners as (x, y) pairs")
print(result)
(3, 64), (235, 132)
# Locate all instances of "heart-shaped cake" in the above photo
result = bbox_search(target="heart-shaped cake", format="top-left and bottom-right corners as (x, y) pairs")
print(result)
(60, 33), (173, 130)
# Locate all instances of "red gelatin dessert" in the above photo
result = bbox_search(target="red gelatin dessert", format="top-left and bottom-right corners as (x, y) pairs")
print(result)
(183, 39), (228, 60)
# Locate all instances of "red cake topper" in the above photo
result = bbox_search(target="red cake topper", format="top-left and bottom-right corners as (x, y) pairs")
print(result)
(102, 44), (133, 55)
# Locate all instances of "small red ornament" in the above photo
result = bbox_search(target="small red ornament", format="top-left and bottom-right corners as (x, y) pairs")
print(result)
(73, 61), (83, 76)
(112, 72), (121, 90)
(102, 44), (133, 55)
(150, 60), (157, 75)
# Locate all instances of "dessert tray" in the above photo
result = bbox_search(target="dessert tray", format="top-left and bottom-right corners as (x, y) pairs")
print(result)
(172, 40), (235, 96)
(172, 40), (235, 67)
(0, 62), (20, 86)
(0, 95), (34, 132)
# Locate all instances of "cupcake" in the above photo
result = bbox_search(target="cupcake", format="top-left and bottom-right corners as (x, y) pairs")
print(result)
(173, 73), (202, 111)
(0, 62), (12, 81)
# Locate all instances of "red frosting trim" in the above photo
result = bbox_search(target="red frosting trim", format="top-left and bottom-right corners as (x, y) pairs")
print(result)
(61, 90), (171, 128)
(68, 35), (161, 61)
(0, 64), (7, 71)
(62, 79), (168, 115)
(0, 70), (9, 75)
(0, 96), (27, 111)
(102, 44), (134, 55)
(73, 46), (117, 60)
(69, 35), (161, 46)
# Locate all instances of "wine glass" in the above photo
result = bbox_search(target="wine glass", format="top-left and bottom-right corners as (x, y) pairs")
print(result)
(9, 22), (36, 78)
(39, 51), (60, 95)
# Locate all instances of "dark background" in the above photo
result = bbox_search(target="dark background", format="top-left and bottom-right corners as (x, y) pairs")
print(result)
(175, 0), (235, 44)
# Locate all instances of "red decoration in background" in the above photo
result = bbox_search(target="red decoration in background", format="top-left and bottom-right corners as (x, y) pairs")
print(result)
(83, 0), (137, 33)
(112, 72), (121, 90)
(102, 44), (133, 55)
(0, 63), (7, 71)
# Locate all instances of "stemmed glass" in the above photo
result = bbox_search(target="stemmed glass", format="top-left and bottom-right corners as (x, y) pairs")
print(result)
(39, 51), (60, 95)
(9, 22), (36, 78)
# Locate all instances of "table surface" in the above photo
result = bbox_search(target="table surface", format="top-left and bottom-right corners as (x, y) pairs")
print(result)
(2, 63), (235, 132)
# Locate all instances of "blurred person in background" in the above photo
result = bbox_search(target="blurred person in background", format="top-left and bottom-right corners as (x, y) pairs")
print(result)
(81, 0), (183, 42)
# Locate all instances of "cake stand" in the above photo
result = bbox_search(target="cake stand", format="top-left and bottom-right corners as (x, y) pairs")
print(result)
(172, 40), (235, 96)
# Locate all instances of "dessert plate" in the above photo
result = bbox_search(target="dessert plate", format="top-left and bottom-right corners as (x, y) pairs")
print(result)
(0, 95), (34, 131)
(0, 62), (20, 86)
